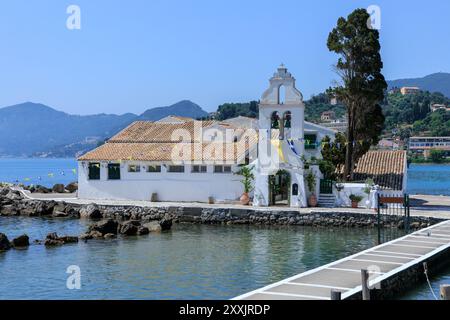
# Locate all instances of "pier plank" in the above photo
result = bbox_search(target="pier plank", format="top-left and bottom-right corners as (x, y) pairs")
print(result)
(268, 283), (342, 297)
(358, 254), (415, 263)
(242, 293), (324, 300)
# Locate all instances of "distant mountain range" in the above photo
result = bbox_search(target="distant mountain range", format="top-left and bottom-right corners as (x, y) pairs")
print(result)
(0, 100), (208, 157)
(387, 72), (450, 98)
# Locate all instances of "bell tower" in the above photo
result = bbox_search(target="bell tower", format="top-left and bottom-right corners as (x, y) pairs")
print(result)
(258, 64), (305, 142)
(253, 65), (307, 208)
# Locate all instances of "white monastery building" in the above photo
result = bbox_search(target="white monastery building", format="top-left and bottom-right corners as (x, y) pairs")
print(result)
(78, 65), (337, 207)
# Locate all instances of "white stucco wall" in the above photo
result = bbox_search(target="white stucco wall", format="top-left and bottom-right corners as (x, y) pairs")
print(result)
(78, 162), (245, 202)
(334, 183), (369, 208)
(334, 183), (404, 208)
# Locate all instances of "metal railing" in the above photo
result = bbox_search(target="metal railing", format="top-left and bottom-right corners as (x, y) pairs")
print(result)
(377, 193), (410, 244)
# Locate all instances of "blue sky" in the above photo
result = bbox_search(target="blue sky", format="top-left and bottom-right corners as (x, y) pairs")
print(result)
(1, 0), (449, 114)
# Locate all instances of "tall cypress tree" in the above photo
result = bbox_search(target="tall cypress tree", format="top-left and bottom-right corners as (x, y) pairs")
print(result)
(327, 8), (387, 180)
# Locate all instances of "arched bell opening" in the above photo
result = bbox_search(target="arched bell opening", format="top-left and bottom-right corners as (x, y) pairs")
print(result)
(271, 111), (280, 129)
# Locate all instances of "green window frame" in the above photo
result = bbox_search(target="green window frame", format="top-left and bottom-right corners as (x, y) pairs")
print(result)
(168, 165), (185, 173)
(147, 165), (161, 173)
(214, 165), (232, 173)
(305, 134), (317, 150)
(191, 165), (207, 173)
(108, 163), (121, 180)
(88, 162), (100, 180)
(128, 165), (141, 173)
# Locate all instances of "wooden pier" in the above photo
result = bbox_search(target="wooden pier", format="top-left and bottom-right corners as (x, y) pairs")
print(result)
(233, 220), (450, 300)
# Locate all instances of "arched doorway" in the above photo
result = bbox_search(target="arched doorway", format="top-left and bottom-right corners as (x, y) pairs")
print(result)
(269, 170), (291, 206)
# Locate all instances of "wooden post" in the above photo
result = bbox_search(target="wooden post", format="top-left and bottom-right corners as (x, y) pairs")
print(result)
(361, 269), (370, 300)
(331, 290), (341, 300)
(441, 285), (450, 300)
(404, 194), (410, 233)
(377, 194), (381, 245)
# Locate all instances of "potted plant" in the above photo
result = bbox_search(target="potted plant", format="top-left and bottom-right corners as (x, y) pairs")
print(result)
(349, 194), (363, 208)
(236, 165), (254, 205)
(305, 170), (317, 207)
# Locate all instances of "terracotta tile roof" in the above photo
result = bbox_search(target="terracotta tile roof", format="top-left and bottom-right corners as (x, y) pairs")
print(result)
(109, 120), (216, 143)
(78, 120), (257, 163)
(168, 115), (198, 121)
(353, 150), (407, 190)
(156, 115), (199, 123)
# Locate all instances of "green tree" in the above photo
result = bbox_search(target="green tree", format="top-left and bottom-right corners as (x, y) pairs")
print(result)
(304, 94), (347, 122)
(216, 101), (259, 120)
(412, 109), (450, 136)
(321, 133), (346, 168)
(430, 149), (446, 163)
(327, 8), (387, 180)
(383, 91), (447, 132)
(318, 159), (336, 180)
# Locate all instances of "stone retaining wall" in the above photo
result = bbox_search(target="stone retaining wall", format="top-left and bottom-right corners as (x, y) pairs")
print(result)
(0, 187), (443, 229)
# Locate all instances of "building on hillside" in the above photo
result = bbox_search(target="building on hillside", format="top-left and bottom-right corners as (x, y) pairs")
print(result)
(400, 86), (421, 95)
(377, 139), (400, 150)
(320, 111), (336, 122)
(77, 65), (336, 207)
(430, 104), (450, 112)
(408, 136), (450, 158)
(318, 119), (348, 133)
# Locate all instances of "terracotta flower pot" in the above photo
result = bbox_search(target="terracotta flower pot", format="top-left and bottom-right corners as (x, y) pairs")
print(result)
(351, 200), (359, 208)
(240, 192), (250, 205)
(308, 194), (318, 207)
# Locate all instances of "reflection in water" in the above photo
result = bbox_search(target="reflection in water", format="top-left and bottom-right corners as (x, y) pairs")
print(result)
(0, 217), (385, 299)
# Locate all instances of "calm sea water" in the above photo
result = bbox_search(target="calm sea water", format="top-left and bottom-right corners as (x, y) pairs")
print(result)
(0, 217), (379, 299)
(0, 159), (449, 300)
(0, 158), (77, 187)
(407, 163), (450, 196)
